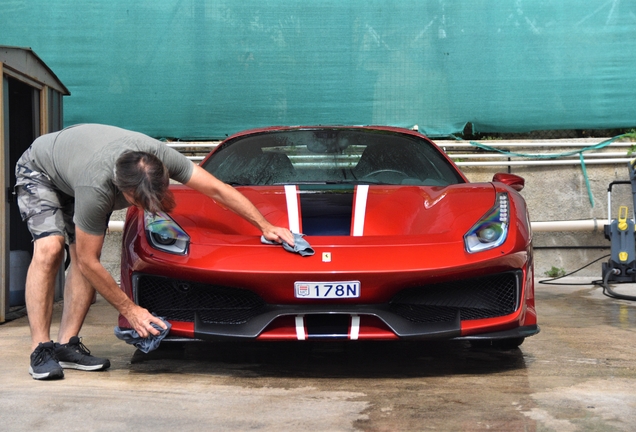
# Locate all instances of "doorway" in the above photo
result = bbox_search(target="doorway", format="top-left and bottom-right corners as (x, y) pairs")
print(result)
(7, 77), (38, 254)
(5, 77), (39, 308)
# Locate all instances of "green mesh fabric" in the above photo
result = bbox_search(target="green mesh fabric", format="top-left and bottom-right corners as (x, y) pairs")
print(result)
(2, 1), (635, 139)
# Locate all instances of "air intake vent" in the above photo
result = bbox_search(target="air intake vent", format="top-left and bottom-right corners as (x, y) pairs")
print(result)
(389, 271), (520, 323)
(135, 275), (266, 324)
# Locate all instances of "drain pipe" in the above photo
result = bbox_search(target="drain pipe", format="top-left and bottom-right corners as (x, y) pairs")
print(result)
(108, 221), (125, 232)
(530, 219), (600, 232)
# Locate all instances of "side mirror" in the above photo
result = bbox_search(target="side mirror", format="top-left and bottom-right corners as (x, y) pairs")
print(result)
(492, 173), (525, 191)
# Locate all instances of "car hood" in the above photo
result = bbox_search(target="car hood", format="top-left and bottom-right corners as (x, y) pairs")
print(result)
(168, 183), (498, 245)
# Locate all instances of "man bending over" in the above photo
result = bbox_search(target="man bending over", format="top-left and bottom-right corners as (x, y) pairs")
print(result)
(15, 124), (294, 380)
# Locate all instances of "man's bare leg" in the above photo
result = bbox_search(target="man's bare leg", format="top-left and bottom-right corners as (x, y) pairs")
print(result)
(54, 241), (110, 371)
(26, 235), (65, 351)
(57, 243), (97, 344)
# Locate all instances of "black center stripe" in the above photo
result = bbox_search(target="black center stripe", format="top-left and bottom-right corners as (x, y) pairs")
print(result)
(298, 185), (355, 236)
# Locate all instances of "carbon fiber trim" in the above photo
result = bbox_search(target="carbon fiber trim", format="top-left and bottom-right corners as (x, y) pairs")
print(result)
(193, 306), (461, 340)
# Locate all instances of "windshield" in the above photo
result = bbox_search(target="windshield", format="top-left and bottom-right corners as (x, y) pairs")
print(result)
(202, 129), (465, 186)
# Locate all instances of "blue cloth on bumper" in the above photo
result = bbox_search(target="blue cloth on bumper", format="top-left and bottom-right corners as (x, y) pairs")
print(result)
(114, 316), (172, 353)
(261, 232), (315, 256)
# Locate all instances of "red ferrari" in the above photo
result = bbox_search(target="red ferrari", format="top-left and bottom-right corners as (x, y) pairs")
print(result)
(118, 126), (538, 348)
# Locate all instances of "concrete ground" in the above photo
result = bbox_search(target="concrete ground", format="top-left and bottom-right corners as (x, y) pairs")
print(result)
(1, 278), (636, 431)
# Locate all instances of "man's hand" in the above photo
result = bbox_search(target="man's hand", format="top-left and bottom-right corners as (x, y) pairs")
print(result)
(75, 228), (168, 338)
(124, 305), (168, 338)
(262, 225), (295, 247)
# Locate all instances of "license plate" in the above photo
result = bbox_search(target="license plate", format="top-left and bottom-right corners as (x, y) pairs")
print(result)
(294, 281), (360, 299)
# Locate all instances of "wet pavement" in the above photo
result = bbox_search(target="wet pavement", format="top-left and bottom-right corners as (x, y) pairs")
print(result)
(1, 278), (635, 431)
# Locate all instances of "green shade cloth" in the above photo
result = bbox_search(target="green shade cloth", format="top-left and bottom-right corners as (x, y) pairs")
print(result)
(2, 1), (635, 139)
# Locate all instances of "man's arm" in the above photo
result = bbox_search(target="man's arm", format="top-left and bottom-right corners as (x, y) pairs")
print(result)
(75, 228), (166, 337)
(185, 164), (295, 246)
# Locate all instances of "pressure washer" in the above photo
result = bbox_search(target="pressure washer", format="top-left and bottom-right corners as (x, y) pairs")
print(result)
(602, 159), (636, 300)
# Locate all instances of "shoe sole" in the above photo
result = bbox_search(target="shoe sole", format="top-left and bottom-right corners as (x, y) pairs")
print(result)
(59, 361), (110, 371)
(29, 366), (64, 380)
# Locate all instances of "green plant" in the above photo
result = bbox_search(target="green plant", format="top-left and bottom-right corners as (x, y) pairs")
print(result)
(620, 129), (636, 155)
(544, 266), (566, 278)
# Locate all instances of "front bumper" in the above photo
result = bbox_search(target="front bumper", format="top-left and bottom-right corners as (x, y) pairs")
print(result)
(129, 270), (537, 341)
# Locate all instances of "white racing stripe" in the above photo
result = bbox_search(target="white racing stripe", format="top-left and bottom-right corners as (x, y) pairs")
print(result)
(295, 315), (305, 340)
(285, 185), (300, 233)
(352, 185), (369, 236)
(350, 315), (360, 340)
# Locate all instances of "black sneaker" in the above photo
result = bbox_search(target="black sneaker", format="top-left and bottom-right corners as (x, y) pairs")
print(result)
(55, 336), (111, 371)
(29, 341), (64, 380)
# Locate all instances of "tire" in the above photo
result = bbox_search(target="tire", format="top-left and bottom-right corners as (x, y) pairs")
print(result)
(156, 341), (187, 351)
(469, 337), (525, 349)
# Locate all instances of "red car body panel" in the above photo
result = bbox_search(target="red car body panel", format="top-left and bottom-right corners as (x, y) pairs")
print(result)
(118, 126), (538, 345)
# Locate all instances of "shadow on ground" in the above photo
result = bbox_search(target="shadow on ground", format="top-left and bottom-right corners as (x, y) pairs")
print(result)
(129, 339), (527, 379)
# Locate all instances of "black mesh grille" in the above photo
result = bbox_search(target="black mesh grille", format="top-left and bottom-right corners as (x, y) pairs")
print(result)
(136, 275), (266, 324)
(389, 271), (520, 323)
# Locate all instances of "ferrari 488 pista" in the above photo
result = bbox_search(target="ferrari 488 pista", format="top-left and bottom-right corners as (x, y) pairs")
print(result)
(118, 126), (538, 348)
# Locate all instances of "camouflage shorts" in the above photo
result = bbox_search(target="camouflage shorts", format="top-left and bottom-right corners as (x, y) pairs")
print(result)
(15, 147), (76, 243)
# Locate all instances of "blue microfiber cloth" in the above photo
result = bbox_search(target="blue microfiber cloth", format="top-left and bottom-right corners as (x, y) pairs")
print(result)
(261, 232), (315, 257)
(114, 316), (172, 353)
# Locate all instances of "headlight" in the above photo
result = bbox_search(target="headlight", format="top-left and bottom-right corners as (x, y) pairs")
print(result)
(144, 211), (190, 255)
(464, 193), (509, 253)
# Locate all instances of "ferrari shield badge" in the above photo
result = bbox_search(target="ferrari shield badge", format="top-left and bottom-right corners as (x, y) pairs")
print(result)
(296, 284), (310, 297)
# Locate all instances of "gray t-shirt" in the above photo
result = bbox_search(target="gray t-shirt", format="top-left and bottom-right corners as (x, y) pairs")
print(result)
(29, 124), (194, 236)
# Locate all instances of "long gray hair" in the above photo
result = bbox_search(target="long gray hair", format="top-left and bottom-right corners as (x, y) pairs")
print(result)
(113, 151), (176, 213)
